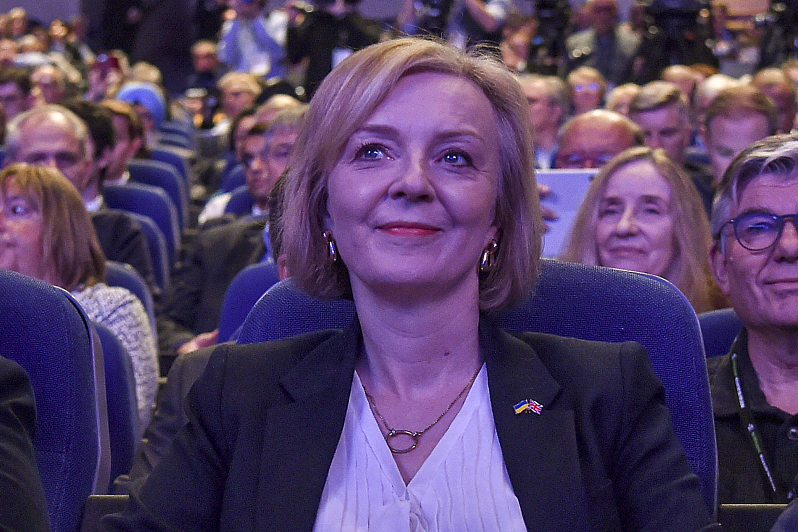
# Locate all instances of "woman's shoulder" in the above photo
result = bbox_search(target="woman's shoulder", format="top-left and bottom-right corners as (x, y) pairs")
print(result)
(73, 283), (139, 310)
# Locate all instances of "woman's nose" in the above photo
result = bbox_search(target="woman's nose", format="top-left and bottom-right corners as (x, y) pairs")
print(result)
(388, 157), (435, 201)
(614, 209), (638, 235)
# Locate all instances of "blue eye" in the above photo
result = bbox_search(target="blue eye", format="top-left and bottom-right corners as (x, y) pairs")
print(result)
(355, 144), (386, 160)
(442, 151), (472, 166)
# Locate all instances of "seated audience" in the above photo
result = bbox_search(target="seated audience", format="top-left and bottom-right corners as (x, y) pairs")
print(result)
(629, 80), (715, 215)
(0, 66), (36, 122)
(562, 146), (723, 312)
(114, 81), (168, 148)
(157, 107), (301, 356)
(0, 163), (158, 433)
(516, 74), (569, 169)
(0, 355), (51, 532)
(30, 63), (68, 104)
(556, 108), (643, 169)
(703, 85), (777, 186)
(113, 175), (289, 495)
(198, 107), (304, 223)
(751, 68), (797, 134)
(605, 82), (639, 116)
(567, 66), (606, 115)
(104, 37), (717, 532)
(708, 134), (798, 503)
(3, 104), (157, 294)
(99, 99), (146, 187)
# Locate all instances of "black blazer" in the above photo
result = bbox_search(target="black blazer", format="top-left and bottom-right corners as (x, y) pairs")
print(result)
(157, 218), (266, 351)
(105, 319), (718, 532)
(0, 356), (51, 532)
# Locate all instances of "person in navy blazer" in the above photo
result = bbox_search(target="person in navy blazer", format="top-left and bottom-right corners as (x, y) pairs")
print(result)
(104, 38), (718, 532)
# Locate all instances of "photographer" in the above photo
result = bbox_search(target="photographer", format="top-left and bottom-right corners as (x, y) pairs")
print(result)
(218, 0), (287, 79)
(630, 0), (717, 84)
(397, 0), (510, 50)
(285, 0), (382, 98)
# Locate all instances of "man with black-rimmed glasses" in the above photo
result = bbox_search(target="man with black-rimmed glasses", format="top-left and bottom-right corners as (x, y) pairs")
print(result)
(708, 134), (798, 504)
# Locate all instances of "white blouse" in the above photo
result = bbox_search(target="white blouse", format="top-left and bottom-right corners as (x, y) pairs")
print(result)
(312, 365), (527, 532)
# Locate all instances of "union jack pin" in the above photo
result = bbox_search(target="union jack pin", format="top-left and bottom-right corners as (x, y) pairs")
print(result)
(513, 399), (544, 415)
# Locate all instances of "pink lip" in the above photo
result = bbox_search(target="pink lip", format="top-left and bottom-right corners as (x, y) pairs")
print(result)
(607, 246), (645, 255)
(378, 222), (441, 236)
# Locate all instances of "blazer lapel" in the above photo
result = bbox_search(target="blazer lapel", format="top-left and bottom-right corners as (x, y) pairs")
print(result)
(254, 320), (360, 532)
(482, 320), (591, 532)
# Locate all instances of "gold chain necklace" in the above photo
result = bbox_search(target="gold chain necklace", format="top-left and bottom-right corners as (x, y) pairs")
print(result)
(362, 365), (482, 454)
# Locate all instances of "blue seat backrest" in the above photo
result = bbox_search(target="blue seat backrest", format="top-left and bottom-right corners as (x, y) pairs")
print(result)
(218, 262), (280, 342)
(104, 183), (181, 270)
(238, 258), (717, 514)
(150, 146), (193, 185)
(223, 185), (255, 217)
(220, 164), (246, 194)
(93, 322), (138, 489)
(126, 212), (171, 294)
(0, 270), (111, 532)
(128, 159), (189, 232)
(698, 308), (744, 358)
(105, 261), (157, 335)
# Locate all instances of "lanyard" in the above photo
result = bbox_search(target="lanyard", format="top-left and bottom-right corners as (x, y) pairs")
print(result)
(731, 351), (779, 496)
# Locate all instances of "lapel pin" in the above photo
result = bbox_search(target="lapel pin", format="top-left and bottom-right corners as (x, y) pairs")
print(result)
(513, 399), (543, 415)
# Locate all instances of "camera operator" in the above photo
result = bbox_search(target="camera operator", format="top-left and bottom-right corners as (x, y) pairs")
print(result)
(630, 0), (717, 84)
(285, 0), (382, 98)
(397, 0), (511, 50)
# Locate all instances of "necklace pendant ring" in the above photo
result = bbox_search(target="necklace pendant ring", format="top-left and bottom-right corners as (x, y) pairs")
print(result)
(385, 429), (420, 454)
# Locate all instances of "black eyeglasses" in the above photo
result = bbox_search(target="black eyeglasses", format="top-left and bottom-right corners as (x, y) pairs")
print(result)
(724, 212), (798, 251)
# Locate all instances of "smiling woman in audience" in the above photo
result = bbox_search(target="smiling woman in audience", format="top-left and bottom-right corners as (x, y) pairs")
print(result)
(562, 146), (725, 312)
(0, 163), (158, 433)
(103, 38), (717, 532)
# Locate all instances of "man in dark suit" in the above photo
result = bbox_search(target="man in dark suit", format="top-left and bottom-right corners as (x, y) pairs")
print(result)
(0, 356), (51, 532)
(3, 104), (157, 296)
(156, 217), (268, 355)
(563, 0), (640, 88)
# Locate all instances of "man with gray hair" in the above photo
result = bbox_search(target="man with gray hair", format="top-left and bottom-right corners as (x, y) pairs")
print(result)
(707, 134), (798, 504)
(3, 104), (155, 292)
(516, 74), (569, 169)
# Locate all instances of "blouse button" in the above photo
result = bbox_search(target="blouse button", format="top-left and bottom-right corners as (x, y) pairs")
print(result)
(788, 427), (798, 441)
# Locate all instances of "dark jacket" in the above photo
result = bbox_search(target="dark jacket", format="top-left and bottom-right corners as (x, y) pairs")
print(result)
(104, 318), (717, 532)
(156, 218), (266, 352)
(0, 356), (51, 532)
(708, 330), (798, 503)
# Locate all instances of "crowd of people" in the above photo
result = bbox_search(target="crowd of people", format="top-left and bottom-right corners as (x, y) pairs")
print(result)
(2, 0), (798, 530)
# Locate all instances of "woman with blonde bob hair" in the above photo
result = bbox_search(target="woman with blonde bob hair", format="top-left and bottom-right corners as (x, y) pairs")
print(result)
(0, 163), (158, 432)
(562, 146), (723, 312)
(105, 39), (715, 532)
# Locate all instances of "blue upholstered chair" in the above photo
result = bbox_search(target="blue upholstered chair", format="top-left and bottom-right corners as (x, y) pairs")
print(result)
(128, 159), (189, 232)
(127, 212), (171, 294)
(104, 183), (181, 270)
(698, 308), (744, 359)
(218, 262), (280, 342)
(105, 261), (157, 336)
(0, 270), (111, 532)
(93, 322), (138, 489)
(223, 185), (255, 218)
(238, 259), (718, 515)
(150, 146), (194, 186)
(219, 163), (246, 194)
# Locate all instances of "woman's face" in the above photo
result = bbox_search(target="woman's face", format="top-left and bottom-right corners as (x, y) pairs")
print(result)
(0, 179), (48, 280)
(325, 71), (501, 301)
(595, 160), (677, 278)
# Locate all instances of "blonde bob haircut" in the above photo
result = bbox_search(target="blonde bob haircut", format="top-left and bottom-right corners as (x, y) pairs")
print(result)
(0, 163), (106, 291)
(282, 37), (542, 310)
(561, 147), (717, 312)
